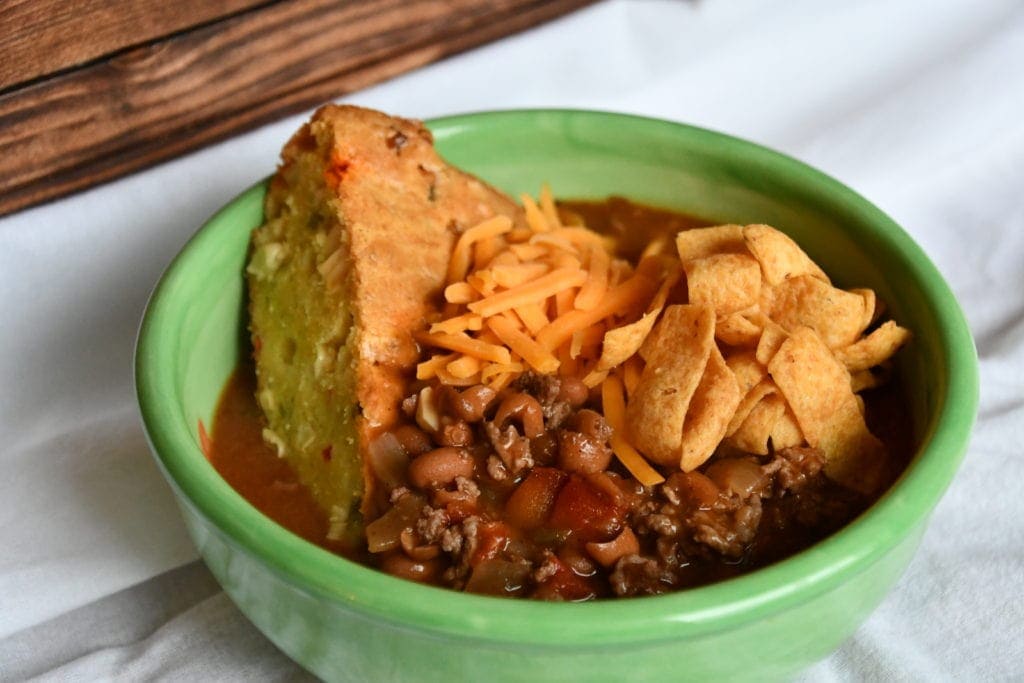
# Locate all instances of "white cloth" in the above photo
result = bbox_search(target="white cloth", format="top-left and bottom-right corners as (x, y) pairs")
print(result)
(2, 0), (1022, 679)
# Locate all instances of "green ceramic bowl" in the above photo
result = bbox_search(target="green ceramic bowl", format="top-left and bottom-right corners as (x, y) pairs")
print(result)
(136, 110), (977, 681)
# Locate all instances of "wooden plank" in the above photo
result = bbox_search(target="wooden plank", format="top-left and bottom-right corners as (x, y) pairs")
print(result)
(0, 0), (594, 217)
(0, 0), (270, 91)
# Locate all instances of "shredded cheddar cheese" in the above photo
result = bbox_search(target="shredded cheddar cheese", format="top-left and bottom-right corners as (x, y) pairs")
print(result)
(486, 316), (560, 374)
(416, 353), (457, 380)
(430, 313), (483, 335)
(446, 354), (481, 379)
(521, 194), (549, 233)
(468, 267), (587, 318)
(514, 303), (550, 335)
(415, 331), (511, 365)
(415, 187), (671, 488)
(446, 215), (513, 284)
(574, 245), (609, 311)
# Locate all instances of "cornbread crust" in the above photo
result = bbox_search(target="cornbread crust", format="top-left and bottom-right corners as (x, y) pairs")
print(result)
(247, 105), (522, 536)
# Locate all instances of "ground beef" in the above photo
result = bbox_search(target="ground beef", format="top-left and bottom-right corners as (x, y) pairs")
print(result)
(689, 496), (762, 558)
(483, 421), (534, 475)
(770, 446), (826, 493)
(486, 455), (510, 481)
(532, 551), (560, 583)
(440, 526), (464, 554)
(416, 505), (450, 544)
(609, 555), (666, 597)
(441, 515), (481, 587)
(641, 513), (678, 537)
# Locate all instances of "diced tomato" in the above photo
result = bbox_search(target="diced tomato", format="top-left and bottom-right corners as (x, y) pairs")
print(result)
(504, 467), (567, 531)
(323, 153), (350, 189)
(531, 554), (598, 601)
(548, 474), (624, 542)
(470, 521), (512, 567)
(441, 498), (477, 523)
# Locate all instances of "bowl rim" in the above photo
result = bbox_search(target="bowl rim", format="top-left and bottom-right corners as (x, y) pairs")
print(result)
(136, 108), (978, 647)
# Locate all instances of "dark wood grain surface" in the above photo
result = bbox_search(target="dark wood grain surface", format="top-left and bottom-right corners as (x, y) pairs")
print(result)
(0, 0), (595, 216)
(0, 0), (271, 91)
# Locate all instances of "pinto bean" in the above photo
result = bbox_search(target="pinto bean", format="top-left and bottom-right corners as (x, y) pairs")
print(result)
(557, 376), (590, 407)
(529, 431), (559, 466)
(438, 420), (474, 447)
(586, 527), (640, 568)
(450, 385), (498, 422)
(391, 424), (432, 456)
(584, 471), (626, 506)
(380, 550), (443, 583)
(571, 409), (612, 442)
(494, 392), (545, 439)
(557, 431), (612, 474)
(664, 471), (720, 509)
(400, 528), (441, 561)
(408, 447), (475, 489)
(558, 544), (597, 577)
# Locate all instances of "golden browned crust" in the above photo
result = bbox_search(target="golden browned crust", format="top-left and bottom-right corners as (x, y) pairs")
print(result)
(315, 106), (520, 430)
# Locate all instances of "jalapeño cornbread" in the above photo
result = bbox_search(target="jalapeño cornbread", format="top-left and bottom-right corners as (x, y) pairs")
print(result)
(246, 105), (523, 540)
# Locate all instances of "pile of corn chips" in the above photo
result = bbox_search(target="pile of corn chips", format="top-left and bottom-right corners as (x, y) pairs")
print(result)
(628, 224), (910, 494)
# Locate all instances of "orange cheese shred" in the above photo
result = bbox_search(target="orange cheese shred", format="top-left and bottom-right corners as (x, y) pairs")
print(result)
(435, 368), (482, 386)
(575, 245), (610, 310)
(446, 215), (513, 285)
(530, 232), (576, 253)
(473, 236), (501, 270)
(468, 267), (587, 318)
(481, 361), (526, 381)
(570, 330), (585, 360)
(430, 313), (484, 335)
(601, 375), (665, 486)
(490, 261), (551, 288)
(446, 354), (481, 379)
(623, 355), (644, 397)
(571, 325), (605, 359)
(522, 194), (550, 233)
(415, 331), (512, 365)
(417, 353), (458, 380)
(487, 372), (517, 393)
(510, 243), (547, 260)
(486, 316), (560, 374)
(467, 271), (498, 297)
(514, 303), (550, 335)
(539, 183), (561, 230)
(444, 282), (478, 304)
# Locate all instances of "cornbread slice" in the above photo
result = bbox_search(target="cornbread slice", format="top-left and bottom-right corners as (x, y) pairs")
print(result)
(247, 105), (522, 540)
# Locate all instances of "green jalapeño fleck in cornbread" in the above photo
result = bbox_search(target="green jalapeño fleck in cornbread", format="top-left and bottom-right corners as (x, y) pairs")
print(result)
(247, 105), (522, 544)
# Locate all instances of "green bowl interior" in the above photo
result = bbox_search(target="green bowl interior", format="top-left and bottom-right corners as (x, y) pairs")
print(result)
(136, 110), (978, 646)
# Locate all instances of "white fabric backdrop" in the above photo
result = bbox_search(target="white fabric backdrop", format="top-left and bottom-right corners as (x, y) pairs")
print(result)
(2, 0), (1022, 679)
